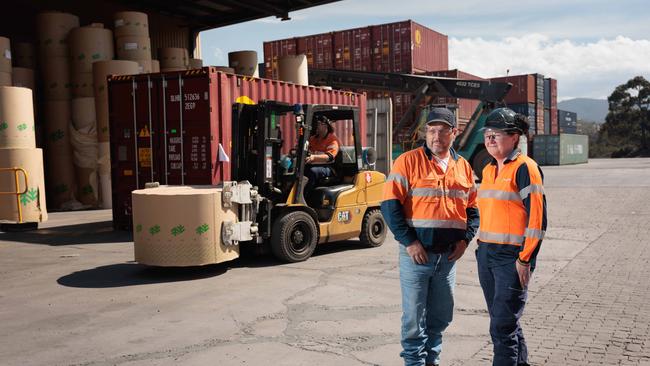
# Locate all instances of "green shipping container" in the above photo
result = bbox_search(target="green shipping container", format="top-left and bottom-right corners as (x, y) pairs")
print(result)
(532, 134), (589, 165)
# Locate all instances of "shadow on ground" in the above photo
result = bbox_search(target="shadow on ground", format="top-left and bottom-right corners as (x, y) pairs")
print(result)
(0, 221), (131, 245)
(56, 239), (374, 288)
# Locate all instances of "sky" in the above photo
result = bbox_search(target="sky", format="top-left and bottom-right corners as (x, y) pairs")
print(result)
(200, 0), (650, 101)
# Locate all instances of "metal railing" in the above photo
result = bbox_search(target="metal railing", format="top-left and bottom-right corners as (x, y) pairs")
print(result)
(0, 167), (29, 223)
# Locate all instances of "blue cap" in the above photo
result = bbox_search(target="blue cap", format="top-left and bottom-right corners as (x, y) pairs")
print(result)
(426, 107), (456, 128)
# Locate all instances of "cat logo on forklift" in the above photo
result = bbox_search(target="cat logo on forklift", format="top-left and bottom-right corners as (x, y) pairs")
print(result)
(365, 172), (372, 183)
(337, 210), (351, 223)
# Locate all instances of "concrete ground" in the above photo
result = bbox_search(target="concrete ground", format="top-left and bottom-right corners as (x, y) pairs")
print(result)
(1, 158), (649, 366)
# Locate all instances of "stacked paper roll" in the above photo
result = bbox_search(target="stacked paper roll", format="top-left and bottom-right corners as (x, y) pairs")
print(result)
(114, 11), (152, 75)
(37, 11), (80, 210)
(159, 47), (189, 71)
(0, 86), (48, 223)
(0, 37), (12, 86)
(228, 51), (259, 77)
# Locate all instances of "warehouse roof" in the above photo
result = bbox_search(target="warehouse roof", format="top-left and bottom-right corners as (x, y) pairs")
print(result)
(112, 0), (342, 30)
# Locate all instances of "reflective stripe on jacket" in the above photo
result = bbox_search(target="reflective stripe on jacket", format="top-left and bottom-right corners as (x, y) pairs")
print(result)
(380, 145), (479, 248)
(477, 149), (547, 267)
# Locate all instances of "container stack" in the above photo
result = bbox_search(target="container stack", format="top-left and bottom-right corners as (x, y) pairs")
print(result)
(534, 73), (545, 135)
(68, 24), (114, 207)
(558, 110), (578, 134)
(265, 20), (449, 139)
(36, 11), (80, 210)
(427, 69), (484, 131)
(544, 78), (558, 134)
(0, 86), (48, 224)
(92, 60), (139, 209)
(114, 12), (156, 73)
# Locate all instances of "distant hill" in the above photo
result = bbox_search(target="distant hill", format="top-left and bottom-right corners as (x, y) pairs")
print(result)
(557, 98), (608, 123)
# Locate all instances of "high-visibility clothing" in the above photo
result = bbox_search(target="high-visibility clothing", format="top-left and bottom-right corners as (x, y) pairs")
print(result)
(381, 144), (479, 248)
(477, 149), (547, 268)
(308, 133), (339, 162)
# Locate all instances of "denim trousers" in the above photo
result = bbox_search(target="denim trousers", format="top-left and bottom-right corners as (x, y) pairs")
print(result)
(399, 245), (456, 366)
(476, 245), (529, 366)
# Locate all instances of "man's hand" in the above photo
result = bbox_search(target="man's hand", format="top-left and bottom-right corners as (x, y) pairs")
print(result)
(406, 240), (428, 265)
(305, 155), (314, 164)
(516, 260), (531, 289)
(447, 240), (468, 261)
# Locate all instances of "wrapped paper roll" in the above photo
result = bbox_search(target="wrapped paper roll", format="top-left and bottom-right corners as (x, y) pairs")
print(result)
(228, 50), (258, 77)
(113, 11), (149, 37)
(0, 86), (36, 149)
(36, 12), (80, 58)
(0, 148), (48, 223)
(132, 185), (240, 266)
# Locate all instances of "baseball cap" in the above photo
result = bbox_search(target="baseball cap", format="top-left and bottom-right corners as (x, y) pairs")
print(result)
(425, 107), (456, 128)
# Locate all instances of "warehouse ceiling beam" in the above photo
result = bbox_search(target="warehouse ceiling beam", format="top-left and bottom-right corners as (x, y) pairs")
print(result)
(207, 0), (289, 19)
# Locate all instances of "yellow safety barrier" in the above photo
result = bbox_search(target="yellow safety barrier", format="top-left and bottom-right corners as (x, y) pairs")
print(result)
(0, 167), (29, 223)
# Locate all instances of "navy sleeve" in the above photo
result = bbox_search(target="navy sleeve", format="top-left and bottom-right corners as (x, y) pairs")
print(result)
(380, 199), (418, 247)
(464, 206), (480, 244)
(515, 163), (548, 266)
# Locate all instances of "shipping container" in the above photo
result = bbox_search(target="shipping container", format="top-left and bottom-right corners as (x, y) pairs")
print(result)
(558, 109), (578, 134)
(544, 78), (551, 106)
(535, 103), (544, 135)
(108, 67), (367, 227)
(532, 134), (588, 165)
(427, 69), (484, 130)
(370, 20), (448, 73)
(544, 109), (551, 135)
(507, 103), (536, 128)
(491, 74), (536, 104)
(334, 26), (372, 71)
(263, 38), (298, 79)
(296, 32), (334, 72)
(534, 74), (544, 102)
(550, 107), (559, 135)
(549, 79), (558, 109)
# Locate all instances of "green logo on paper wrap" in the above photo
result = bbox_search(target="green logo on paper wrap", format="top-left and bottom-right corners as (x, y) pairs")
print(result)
(54, 184), (68, 194)
(171, 225), (185, 236)
(50, 129), (65, 142)
(17, 123), (27, 131)
(92, 53), (101, 60)
(81, 185), (94, 195)
(136, 224), (142, 233)
(149, 225), (160, 235)
(78, 54), (85, 60)
(196, 224), (209, 235)
(20, 188), (39, 206)
(0, 122), (7, 131)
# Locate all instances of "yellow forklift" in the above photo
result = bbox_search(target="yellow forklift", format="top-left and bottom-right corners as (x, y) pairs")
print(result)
(231, 101), (387, 262)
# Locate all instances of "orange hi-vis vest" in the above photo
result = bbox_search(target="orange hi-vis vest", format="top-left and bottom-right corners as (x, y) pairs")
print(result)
(478, 151), (546, 265)
(382, 146), (479, 248)
(308, 133), (340, 161)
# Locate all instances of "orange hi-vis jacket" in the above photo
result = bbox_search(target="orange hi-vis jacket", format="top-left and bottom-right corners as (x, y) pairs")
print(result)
(477, 149), (547, 268)
(308, 133), (340, 162)
(381, 145), (479, 248)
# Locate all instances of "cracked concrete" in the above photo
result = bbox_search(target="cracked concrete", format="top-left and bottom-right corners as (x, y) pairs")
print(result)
(1, 158), (649, 365)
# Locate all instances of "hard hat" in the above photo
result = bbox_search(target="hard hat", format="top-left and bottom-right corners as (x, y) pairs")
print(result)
(483, 107), (529, 135)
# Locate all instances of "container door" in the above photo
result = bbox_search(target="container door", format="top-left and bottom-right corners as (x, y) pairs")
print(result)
(366, 98), (393, 175)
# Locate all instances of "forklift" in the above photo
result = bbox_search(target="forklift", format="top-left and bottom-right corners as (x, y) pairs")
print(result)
(230, 101), (387, 262)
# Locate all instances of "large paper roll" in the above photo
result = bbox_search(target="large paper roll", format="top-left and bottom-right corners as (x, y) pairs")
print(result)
(12, 68), (35, 90)
(68, 25), (114, 74)
(159, 48), (189, 70)
(41, 56), (71, 100)
(43, 100), (72, 153)
(45, 151), (77, 210)
(71, 72), (94, 98)
(0, 86), (36, 149)
(36, 12), (80, 58)
(116, 36), (151, 61)
(92, 60), (140, 141)
(0, 72), (11, 86)
(132, 185), (240, 266)
(113, 11), (149, 37)
(278, 54), (308, 86)
(228, 50), (259, 77)
(71, 97), (96, 131)
(0, 148), (48, 223)
(0, 37), (12, 73)
(12, 42), (36, 69)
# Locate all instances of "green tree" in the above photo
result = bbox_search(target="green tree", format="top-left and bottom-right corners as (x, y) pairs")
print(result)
(598, 76), (650, 157)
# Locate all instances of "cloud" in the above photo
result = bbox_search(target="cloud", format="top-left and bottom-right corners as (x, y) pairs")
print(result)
(449, 34), (650, 100)
(212, 47), (226, 65)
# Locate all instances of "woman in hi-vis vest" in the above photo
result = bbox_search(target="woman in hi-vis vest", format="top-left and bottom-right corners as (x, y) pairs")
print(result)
(476, 108), (547, 366)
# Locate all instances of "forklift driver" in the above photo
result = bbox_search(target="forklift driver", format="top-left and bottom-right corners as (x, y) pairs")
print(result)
(304, 115), (341, 194)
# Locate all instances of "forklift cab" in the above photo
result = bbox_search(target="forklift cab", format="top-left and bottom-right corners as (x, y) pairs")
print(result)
(232, 101), (386, 263)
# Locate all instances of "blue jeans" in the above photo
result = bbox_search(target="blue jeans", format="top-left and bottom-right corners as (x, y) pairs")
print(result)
(305, 165), (332, 192)
(399, 245), (456, 366)
(476, 245), (529, 366)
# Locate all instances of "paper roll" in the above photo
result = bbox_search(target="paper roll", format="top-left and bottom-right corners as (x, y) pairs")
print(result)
(0, 37), (12, 73)
(41, 56), (71, 100)
(116, 36), (151, 61)
(228, 50), (259, 77)
(12, 68), (35, 90)
(0, 86), (36, 149)
(12, 42), (36, 69)
(278, 54), (308, 86)
(113, 11), (149, 37)
(132, 185), (240, 266)
(68, 25), (114, 74)
(159, 48), (189, 70)
(36, 12), (80, 58)
(0, 148), (48, 223)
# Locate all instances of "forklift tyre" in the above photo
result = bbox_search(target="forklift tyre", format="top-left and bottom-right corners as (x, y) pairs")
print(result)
(359, 209), (387, 248)
(271, 211), (318, 262)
